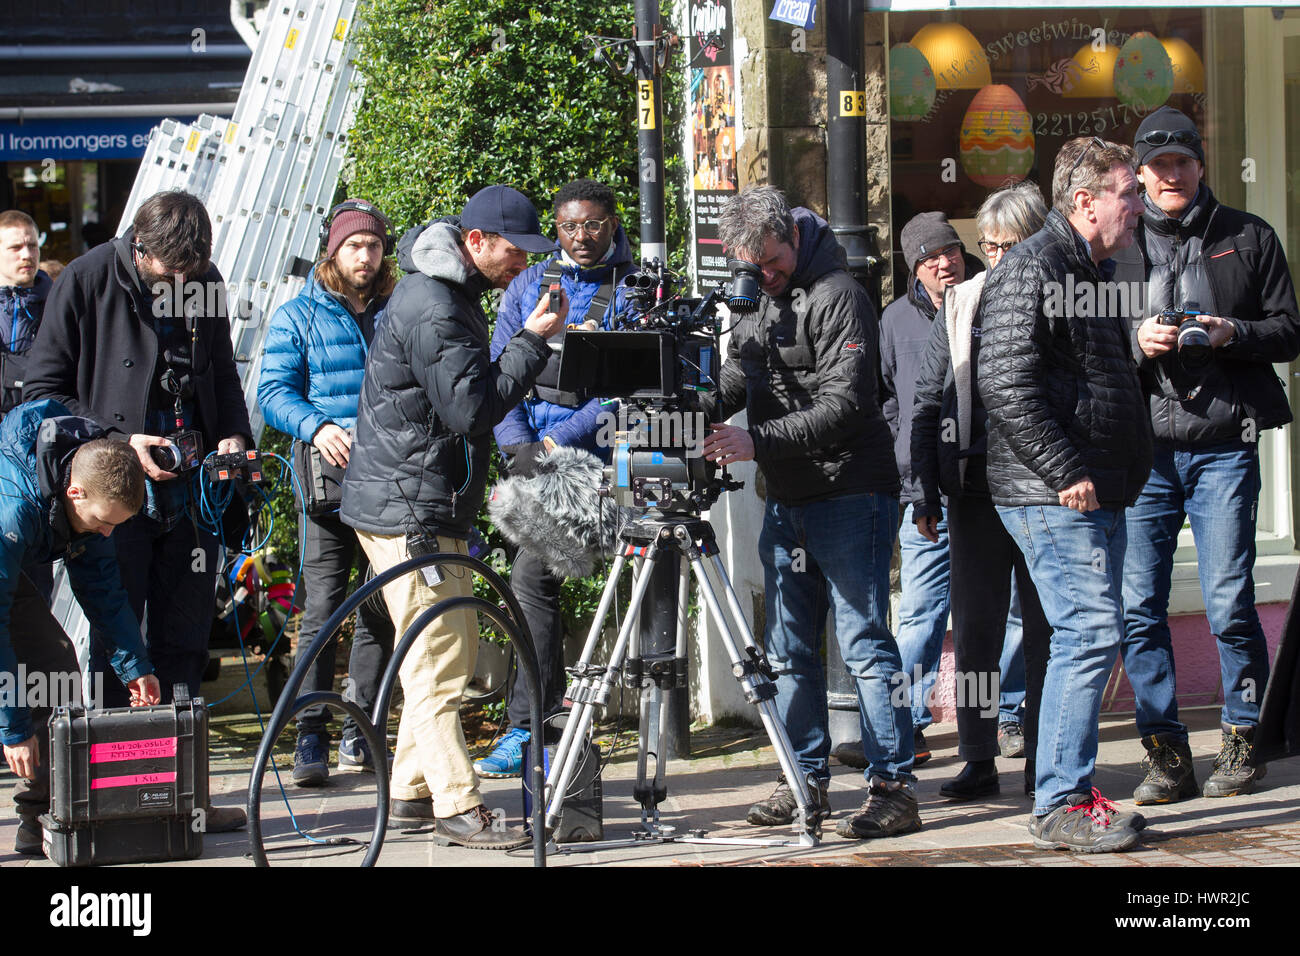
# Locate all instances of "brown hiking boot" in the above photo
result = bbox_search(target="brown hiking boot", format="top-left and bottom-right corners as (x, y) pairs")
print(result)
(434, 805), (529, 850)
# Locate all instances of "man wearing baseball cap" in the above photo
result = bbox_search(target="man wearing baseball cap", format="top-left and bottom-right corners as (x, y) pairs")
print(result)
(1119, 107), (1300, 805)
(340, 185), (566, 848)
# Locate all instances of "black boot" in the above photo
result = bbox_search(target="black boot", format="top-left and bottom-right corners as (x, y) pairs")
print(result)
(939, 759), (999, 800)
(1133, 734), (1197, 805)
(1203, 725), (1267, 798)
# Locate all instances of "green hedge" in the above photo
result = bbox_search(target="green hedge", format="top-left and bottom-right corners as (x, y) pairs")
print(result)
(348, 0), (688, 267)
(260, 1), (687, 646)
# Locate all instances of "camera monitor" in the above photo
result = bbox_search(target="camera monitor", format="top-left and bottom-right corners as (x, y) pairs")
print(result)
(557, 330), (676, 399)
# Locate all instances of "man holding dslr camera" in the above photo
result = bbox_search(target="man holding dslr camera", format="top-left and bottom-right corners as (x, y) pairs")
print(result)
(1120, 108), (1300, 804)
(702, 185), (919, 840)
(23, 191), (251, 831)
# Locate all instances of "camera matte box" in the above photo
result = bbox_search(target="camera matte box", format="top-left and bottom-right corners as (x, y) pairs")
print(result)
(43, 697), (209, 865)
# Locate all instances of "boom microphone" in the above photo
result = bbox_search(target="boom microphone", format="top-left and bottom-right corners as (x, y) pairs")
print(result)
(488, 446), (636, 577)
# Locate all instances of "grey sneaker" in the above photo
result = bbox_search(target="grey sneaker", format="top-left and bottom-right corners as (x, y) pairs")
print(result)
(1133, 734), (1198, 805)
(745, 773), (830, 827)
(1029, 789), (1140, 853)
(998, 721), (1026, 759)
(1203, 725), (1267, 798)
(834, 777), (922, 840)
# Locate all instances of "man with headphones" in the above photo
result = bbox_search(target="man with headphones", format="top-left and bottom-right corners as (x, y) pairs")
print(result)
(23, 190), (252, 832)
(258, 199), (398, 786)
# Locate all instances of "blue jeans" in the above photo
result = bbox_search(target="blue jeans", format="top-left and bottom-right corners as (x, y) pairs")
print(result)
(997, 504), (1127, 814)
(1121, 440), (1269, 736)
(895, 503), (951, 731)
(999, 582), (1027, 724)
(760, 492), (914, 783)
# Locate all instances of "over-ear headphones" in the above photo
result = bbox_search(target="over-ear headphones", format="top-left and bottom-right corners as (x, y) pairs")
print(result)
(319, 199), (395, 256)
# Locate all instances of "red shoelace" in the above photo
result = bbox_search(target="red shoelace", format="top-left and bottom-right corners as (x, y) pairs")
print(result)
(1065, 787), (1120, 826)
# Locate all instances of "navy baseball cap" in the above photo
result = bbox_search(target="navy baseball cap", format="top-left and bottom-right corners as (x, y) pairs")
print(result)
(460, 185), (556, 254)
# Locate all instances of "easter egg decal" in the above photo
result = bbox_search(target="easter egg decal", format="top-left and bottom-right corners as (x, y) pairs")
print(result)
(959, 84), (1035, 188)
(890, 43), (937, 122)
(1114, 32), (1174, 112)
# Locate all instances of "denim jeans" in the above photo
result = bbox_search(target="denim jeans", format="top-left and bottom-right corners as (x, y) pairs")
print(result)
(1121, 440), (1269, 736)
(997, 504), (1127, 814)
(999, 582), (1027, 724)
(895, 502), (951, 731)
(760, 492), (914, 783)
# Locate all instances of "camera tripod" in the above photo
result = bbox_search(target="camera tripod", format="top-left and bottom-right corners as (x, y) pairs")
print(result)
(543, 513), (822, 853)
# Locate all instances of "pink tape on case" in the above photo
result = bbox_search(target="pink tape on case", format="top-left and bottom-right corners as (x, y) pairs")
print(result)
(89, 737), (178, 763)
(90, 771), (177, 790)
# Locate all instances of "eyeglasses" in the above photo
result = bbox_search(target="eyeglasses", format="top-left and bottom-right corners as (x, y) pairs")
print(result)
(977, 238), (1017, 256)
(557, 217), (612, 238)
(1066, 136), (1109, 193)
(917, 243), (962, 269)
(1137, 129), (1200, 148)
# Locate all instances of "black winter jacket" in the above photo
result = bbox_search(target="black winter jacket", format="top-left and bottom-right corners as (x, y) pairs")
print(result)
(22, 231), (251, 448)
(880, 254), (983, 505)
(1112, 188), (1300, 443)
(977, 210), (1152, 509)
(709, 208), (898, 505)
(911, 273), (994, 517)
(340, 220), (551, 538)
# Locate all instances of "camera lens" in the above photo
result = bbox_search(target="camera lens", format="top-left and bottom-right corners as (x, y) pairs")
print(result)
(726, 258), (761, 314)
(150, 442), (182, 472)
(1177, 320), (1212, 371)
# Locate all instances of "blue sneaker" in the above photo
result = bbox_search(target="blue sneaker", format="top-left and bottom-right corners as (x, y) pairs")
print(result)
(474, 728), (530, 778)
(338, 731), (391, 773)
(292, 733), (329, 788)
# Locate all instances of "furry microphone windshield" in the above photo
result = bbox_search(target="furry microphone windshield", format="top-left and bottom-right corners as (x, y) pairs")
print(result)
(487, 446), (636, 578)
(486, 447), (637, 574)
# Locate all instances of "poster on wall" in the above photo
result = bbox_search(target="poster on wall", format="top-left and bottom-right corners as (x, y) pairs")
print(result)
(688, 0), (737, 290)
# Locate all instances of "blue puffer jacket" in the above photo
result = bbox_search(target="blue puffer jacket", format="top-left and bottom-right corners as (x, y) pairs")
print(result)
(490, 226), (634, 455)
(257, 271), (385, 442)
(0, 400), (152, 745)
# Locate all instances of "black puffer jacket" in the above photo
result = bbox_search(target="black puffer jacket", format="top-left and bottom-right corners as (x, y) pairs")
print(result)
(1112, 187), (1300, 443)
(977, 210), (1152, 509)
(340, 219), (551, 538)
(710, 208), (898, 505)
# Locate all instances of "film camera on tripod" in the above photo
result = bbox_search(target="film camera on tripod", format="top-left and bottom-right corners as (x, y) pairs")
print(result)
(501, 256), (825, 852)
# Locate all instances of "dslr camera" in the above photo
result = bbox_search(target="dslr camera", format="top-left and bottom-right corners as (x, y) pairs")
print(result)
(1157, 308), (1212, 371)
(149, 429), (203, 474)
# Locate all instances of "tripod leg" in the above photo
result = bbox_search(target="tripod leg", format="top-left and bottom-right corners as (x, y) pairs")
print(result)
(687, 550), (819, 837)
(545, 549), (662, 828)
(706, 553), (762, 655)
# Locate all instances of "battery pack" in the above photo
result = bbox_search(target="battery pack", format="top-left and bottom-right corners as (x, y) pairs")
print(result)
(43, 694), (209, 866)
(522, 738), (603, 843)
